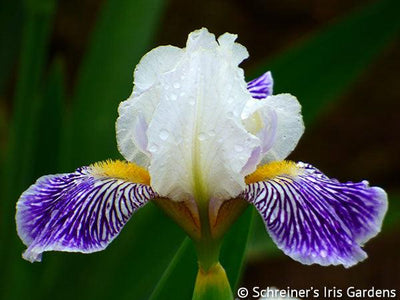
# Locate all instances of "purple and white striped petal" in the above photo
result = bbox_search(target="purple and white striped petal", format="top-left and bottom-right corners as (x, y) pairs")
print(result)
(16, 166), (156, 262)
(247, 71), (274, 99)
(243, 162), (387, 268)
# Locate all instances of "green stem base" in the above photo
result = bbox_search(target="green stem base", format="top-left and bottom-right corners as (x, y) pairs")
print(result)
(192, 262), (233, 300)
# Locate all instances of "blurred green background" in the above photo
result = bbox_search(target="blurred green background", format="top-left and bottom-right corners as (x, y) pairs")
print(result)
(0, 0), (399, 299)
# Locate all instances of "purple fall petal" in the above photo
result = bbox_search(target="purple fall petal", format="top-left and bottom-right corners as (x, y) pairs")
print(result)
(16, 167), (156, 262)
(247, 71), (274, 99)
(243, 162), (388, 268)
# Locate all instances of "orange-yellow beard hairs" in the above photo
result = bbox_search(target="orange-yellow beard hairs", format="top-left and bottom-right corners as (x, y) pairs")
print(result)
(90, 159), (150, 185)
(245, 160), (299, 184)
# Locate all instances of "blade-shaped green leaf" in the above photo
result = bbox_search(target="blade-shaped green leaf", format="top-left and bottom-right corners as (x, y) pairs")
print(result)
(220, 207), (253, 290)
(18, 59), (67, 300)
(34, 203), (188, 300)
(383, 195), (400, 231)
(61, 0), (166, 169)
(147, 0), (400, 297)
(148, 238), (197, 300)
(0, 0), (23, 94)
(0, 0), (57, 299)
(255, 0), (400, 125)
(147, 208), (254, 300)
(49, 1), (193, 300)
(247, 0), (400, 261)
(3, 0), (399, 299)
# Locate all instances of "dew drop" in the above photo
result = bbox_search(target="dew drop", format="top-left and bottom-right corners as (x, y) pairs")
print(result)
(149, 144), (159, 152)
(159, 129), (169, 141)
(320, 250), (327, 258)
(198, 132), (206, 141)
(170, 94), (177, 101)
(234, 144), (244, 152)
(173, 82), (181, 89)
(227, 111), (234, 118)
(208, 130), (216, 137)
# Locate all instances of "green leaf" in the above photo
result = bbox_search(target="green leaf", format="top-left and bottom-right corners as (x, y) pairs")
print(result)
(149, 0), (400, 297)
(3, 0), (399, 299)
(38, 204), (188, 300)
(147, 208), (254, 300)
(48, 1), (191, 300)
(254, 0), (400, 125)
(19, 59), (66, 300)
(0, 0), (57, 298)
(0, 0), (23, 94)
(220, 207), (253, 290)
(383, 195), (400, 231)
(148, 238), (197, 300)
(247, 0), (400, 260)
(61, 0), (166, 168)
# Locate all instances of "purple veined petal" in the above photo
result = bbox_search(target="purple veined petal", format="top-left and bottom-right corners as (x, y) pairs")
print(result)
(247, 71), (274, 99)
(16, 166), (156, 262)
(243, 162), (388, 268)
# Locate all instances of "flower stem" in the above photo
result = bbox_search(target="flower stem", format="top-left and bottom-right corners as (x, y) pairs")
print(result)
(192, 196), (233, 299)
(192, 262), (233, 300)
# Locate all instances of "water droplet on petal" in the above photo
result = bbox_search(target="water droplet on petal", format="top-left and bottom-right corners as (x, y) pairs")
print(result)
(159, 129), (169, 141)
(227, 111), (233, 118)
(170, 94), (177, 101)
(320, 250), (327, 258)
(208, 130), (216, 136)
(173, 82), (181, 89)
(234, 144), (244, 152)
(198, 132), (206, 141)
(149, 144), (159, 152)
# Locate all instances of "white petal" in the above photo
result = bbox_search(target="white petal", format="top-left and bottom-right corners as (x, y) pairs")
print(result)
(146, 29), (259, 201)
(116, 28), (304, 202)
(116, 45), (183, 166)
(186, 28), (218, 51)
(217, 32), (249, 66)
(116, 88), (158, 167)
(241, 98), (278, 173)
(261, 94), (304, 162)
(133, 45), (183, 95)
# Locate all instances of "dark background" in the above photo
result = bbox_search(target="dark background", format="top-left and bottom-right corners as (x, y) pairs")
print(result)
(1, 0), (399, 299)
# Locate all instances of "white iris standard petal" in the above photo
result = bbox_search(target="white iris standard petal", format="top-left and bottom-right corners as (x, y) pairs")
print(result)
(242, 93), (304, 164)
(116, 28), (304, 202)
(116, 46), (183, 166)
(147, 29), (259, 201)
(260, 94), (304, 162)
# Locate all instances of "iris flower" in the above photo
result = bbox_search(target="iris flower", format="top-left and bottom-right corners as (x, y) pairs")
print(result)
(16, 28), (387, 298)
